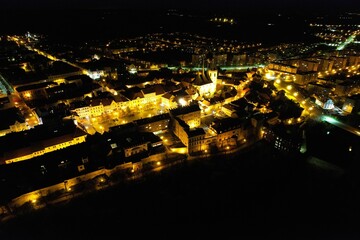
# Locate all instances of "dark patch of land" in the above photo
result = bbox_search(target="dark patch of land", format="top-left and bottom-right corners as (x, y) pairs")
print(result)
(2, 141), (360, 239)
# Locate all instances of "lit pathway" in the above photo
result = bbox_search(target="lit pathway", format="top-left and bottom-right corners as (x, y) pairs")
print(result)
(321, 115), (360, 137)
(336, 34), (356, 51)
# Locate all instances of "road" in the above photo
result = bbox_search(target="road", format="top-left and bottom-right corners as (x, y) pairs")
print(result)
(337, 34), (356, 51)
(321, 115), (360, 137)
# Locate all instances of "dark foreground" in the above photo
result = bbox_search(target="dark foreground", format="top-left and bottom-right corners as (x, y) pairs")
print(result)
(1, 141), (360, 239)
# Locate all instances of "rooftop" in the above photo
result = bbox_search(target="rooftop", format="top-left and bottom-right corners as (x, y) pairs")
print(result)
(170, 103), (200, 116)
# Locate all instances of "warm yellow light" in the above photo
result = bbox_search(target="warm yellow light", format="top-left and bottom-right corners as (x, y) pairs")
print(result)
(179, 98), (187, 106)
(293, 92), (298, 97)
(286, 85), (293, 90)
(275, 79), (281, 84)
(156, 161), (161, 166)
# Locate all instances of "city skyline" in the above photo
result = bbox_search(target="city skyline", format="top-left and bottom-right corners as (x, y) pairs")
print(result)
(0, 4), (359, 239)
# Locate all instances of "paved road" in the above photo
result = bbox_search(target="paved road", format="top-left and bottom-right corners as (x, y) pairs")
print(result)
(321, 115), (360, 137)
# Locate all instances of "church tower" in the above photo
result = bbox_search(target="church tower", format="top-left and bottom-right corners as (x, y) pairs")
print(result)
(207, 69), (218, 86)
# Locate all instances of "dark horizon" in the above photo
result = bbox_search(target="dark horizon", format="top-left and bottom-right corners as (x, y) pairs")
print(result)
(1, 0), (359, 13)
(1, 6), (357, 45)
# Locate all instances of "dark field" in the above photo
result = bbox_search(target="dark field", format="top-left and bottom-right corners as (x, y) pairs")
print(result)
(2, 141), (360, 239)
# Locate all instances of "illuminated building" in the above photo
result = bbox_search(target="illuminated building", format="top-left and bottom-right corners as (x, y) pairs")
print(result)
(141, 86), (164, 109)
(231, 53), (247, 66)
(267, 62), (297, 74)
(16, 82), (54, 101)
(323, 99), (334, 110)
(161, 93), (177, 109)
(134, 113), (170, 132)
(262, 124), (302, 153)
(120, 86), (164, 111)
(172, 117), (205, 154)
(0, 124), (87, 164)
(251, 112), (280, 140)
(342, 94), (360, 114)
(346, 55), (360, 67)
(122, 137), (149, 158)
(121, 88), (144, 110)
(212, 54), (228, 67)
(286, 59), (319, 72)
(315, 58), (334, 72)
(294, 72), (317, 85)
(330, 56), (347, 69)
(209, 117), (250, 149)
(106, 130), (162, 158)
(0, 107), (28, 136)
(221, 104), (237, 117)
(192, 70), (217, 98)
(74, 98), (113, 118)
(73, 84), (166, 118)
(191, 54), (204, 67)
(169, 104), (201, 129)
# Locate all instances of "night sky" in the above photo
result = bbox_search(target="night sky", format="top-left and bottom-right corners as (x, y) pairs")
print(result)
(1, 0), (359, 11)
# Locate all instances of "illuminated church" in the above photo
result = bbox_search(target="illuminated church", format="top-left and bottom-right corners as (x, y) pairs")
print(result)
(192, 69), (217, 98)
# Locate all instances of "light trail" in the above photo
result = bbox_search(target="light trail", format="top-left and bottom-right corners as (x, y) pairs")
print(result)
(336, 34), (356, 51)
